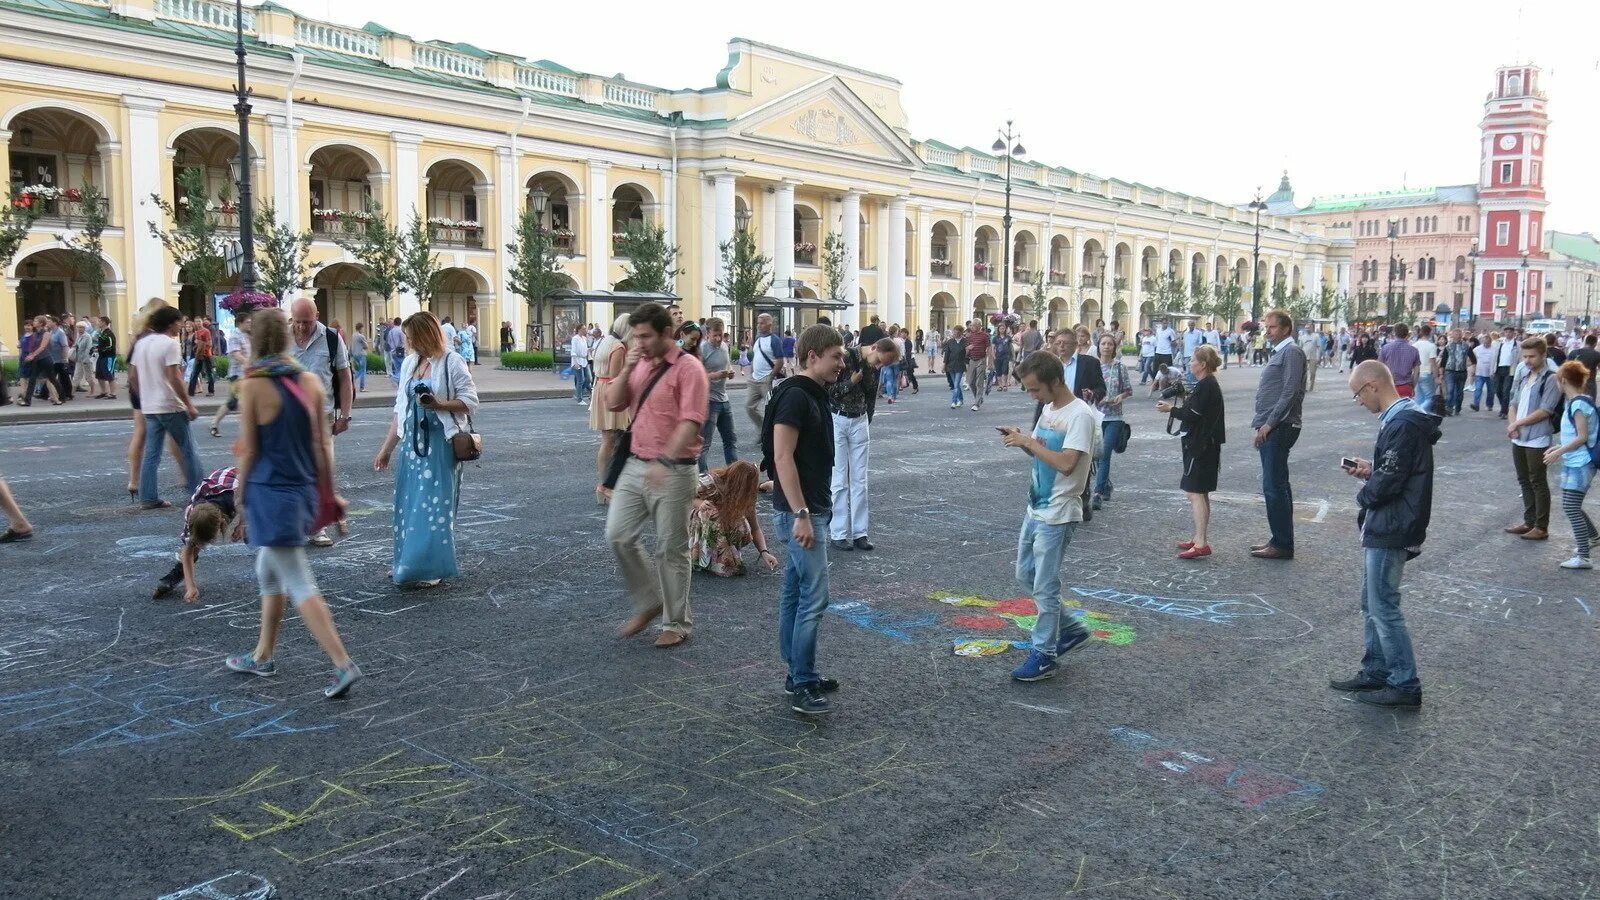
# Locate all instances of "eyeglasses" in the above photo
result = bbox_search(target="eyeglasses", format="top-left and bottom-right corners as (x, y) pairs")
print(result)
(1351, 382), (1375, 401)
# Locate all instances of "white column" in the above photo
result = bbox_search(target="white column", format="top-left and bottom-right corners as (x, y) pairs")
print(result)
(496, 146), (521, 339)
(391, 132), (422, 315)
(759, 187), (776, 269)
(841, 191), (861, 328)
(711, 172), (736, 316)
(1337, 261), (1351, 295)
(915, 204), (932, 329)
(961, 210), (976, 321)
(887, 196), (907, 325)
(587, 160), (611, 309)
(123, 95), (167, 306)
(774, 180), (796, 297)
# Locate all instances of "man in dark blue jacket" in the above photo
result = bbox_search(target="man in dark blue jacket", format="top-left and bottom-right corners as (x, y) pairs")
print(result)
(1330, 360), (1439, 708)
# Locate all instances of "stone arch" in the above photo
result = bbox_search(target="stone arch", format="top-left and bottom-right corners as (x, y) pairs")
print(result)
(433, 266), (491, 328)
(930, 290), (957, 333)
(1012, 228), (1038, 280)
(974, 226), (1000, 280)
(1048, 296), (1070, 332)
(794, 203), (822, 265)
(7, 240), (123, 282)
(9, 246), (121, 330)
(526, 170), (581, 255)
(5, 105), (114, 218)
(1192, 251), (1208, 286)
(612, 182), (656, 234)
(1081, 239), (1104, 285)
(1079, 299), (1101, 328)
(312, 262), (374, 330)
(424, 158), (489, 248)
(1, 100), (114, 144)
(973, 293), (997, 320)
(930, 220), (959, 276)
(1049, 235), (1072, 283)
(303, 140), (385, 177)
(167, 121), (263, 160)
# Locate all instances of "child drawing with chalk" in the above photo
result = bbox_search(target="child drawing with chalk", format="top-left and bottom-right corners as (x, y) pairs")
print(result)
(152, 466), (242, 602)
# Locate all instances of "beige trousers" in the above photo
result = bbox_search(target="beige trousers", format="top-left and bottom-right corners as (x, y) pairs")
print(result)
(606, 457), (696, 634)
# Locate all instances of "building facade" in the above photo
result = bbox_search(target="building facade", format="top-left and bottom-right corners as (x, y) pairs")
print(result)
(1, 0), (1346, 351)
(1272, 178), (1479, 324)
(1475, 64), (1550, 323)
(1545, 231), (1600, 326)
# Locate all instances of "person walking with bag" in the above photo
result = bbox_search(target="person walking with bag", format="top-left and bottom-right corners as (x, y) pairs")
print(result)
(128, 306), (206, 510)
(1546, 360), (1599, 569)
(591, 314), (633, 503)
(944, 324), (968, 409)
(606, 303), (709, 648)
(745, 313), (784, 431)
(1092, 333), (1134, 510)
(374, 312), (479, 587)
(1504, 337), (1562, 541)
(222, 308), (360, 699)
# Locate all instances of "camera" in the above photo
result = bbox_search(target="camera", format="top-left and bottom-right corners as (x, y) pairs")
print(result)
(413, 382), (434, 400)
(1160, 381), (1188, 401)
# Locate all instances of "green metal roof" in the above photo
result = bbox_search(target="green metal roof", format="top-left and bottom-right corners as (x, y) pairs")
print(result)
(1550, 231), (1600, 266)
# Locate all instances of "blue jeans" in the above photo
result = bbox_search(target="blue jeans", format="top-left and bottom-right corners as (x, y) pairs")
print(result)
(1359, 547), (1420, 691)
(140, 411), (204, 504)
(1016, 516), (1075, 654)
(1093, 420), (1118, 498)
(353, 353), (367, 391)
(572, 364), (590, 401)
(948, 371), (964, 405)
(880, 366), (898, 400)
(1472, 374), (1490, 408)
(1414, 374), (1435, 409)
(698, 399), (737, 474)
(1258, 425), (1299, 554)
(389, 349), (404, 383)
(1445, 370), (1466, 413)
(775, 510), (832, 686)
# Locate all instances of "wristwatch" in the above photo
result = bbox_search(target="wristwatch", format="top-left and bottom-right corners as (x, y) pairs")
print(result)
(794, 507), (809, 517)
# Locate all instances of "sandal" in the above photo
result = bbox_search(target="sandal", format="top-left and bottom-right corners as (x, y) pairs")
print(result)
(209, 425), (221, 438)
(0, 528), (33, 544)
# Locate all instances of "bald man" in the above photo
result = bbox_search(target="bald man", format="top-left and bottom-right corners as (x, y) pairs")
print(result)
(1331, 360), (1438, 709)
(289, 298), (353, 546)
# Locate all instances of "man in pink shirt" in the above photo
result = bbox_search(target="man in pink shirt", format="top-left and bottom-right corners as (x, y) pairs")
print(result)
(605, 303), (709, 647)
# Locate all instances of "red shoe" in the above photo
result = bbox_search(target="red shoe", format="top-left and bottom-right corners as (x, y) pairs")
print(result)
(1177, 540), (1196, 550)
(1178, 545), (1212, 559)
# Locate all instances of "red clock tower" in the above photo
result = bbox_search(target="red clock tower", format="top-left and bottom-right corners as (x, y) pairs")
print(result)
(1477, 65), (1550, 322)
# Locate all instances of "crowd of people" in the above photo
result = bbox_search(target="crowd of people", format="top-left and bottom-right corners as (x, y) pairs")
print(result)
(7, 292), (1600, 719)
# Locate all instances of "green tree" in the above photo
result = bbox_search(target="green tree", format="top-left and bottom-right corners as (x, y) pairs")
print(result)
(1149, 272), (1188, 318)
(253, 201), (317, 302)
(335, 201), (403, 314)
(1210, 281), (1245, 330)
(149, 166), (227, 305)
(0, 188), (43, 269)
(820, 230), (847, 301)
(1028, 269), (1048, 324)
(61, 181), (108, 314)
(397, 207), (445, 311)
(713, 226), (772, 327)
(1316, 283), (1345, 325)
(506, 207), (567, 327)
(1189, 278), (1209, 315)
(1269, 279), (1290, 315)
(1286, 286), (1314, 324)
(615, 222), (681, 293)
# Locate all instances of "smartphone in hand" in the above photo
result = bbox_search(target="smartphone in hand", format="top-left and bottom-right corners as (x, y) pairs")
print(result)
(1340, 457), (1358, 471)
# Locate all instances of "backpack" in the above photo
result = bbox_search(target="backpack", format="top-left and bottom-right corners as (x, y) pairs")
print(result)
(1567, 395), (1600, 469)
(759, 377), (817, 479)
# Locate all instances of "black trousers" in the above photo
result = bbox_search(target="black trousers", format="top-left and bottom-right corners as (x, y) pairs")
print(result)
(188, 357), (215, 395)
(1492, 366), (1512, 413)
(55, 362), (72, 400)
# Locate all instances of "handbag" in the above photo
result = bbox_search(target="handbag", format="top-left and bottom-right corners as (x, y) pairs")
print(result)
(1110, 420), (1131, 454)
(440, 353), (482, 462)
(603, 361), (672, 490)
(277, 374), (344, 533)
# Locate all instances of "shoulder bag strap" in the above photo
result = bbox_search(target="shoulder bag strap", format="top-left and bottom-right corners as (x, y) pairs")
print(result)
(440, 352), (472, 434)
(633, 359), (672, 416)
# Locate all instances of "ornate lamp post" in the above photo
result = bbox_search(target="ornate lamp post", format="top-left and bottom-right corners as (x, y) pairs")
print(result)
(1518, 253), (1529, 331)
(734, 204), (753, 333)
(232, 0), (257, 291)
(527, 184), (549, 349)
(1247, 190), (1267, 323)
(1466, 240), (1480, 330)
(1385, 216), (1401, 324)
(992, 121), (1026, 319)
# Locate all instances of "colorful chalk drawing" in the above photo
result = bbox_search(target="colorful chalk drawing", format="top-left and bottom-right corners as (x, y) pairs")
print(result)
(157, 872), (277, 900)
(1070, 586), (1281, 626)
(929, 592), (1138, 648)
(1109, 726), (1324, 810)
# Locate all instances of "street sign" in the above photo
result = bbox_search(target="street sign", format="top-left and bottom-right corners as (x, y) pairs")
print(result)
(223, 239), (245, 276)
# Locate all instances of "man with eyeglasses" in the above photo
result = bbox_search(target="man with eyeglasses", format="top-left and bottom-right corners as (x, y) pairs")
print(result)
(1249, 308), (1307, 560)
(1331, 360), (1438, 708)
(289, 298), (353, 547)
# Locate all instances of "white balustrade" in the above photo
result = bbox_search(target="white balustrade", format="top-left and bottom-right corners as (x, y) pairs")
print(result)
(1110, 182), (1134, 201)
(155, 0), (254, 32)
(1048, 170), (1073, 188)
(922, 146), (959, 167)
(1081, 175), (1104, 194)
(415, 45), (486, 79)
(603, 83), (658, 111)
(971, 156), (999, 176)
(295, 21), (380, 58)
(517, 66), (580, 97)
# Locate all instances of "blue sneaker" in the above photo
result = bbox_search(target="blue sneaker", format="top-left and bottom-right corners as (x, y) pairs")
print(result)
(1056, 620), (1091, 656)
(323, 662), (362, 699)
(225, 653), (277, 677)
(1011, 650), (1059, 682)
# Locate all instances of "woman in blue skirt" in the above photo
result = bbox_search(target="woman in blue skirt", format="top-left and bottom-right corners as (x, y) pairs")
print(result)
(374, 312), (479, 586)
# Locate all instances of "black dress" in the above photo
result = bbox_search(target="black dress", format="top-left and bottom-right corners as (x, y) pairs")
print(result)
(1174, 374), (1225, 493)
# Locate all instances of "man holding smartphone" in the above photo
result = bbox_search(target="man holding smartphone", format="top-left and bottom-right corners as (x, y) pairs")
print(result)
(1332, 360), (1438, 708)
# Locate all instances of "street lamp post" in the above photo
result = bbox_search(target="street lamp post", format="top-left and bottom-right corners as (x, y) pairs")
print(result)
(1466, 241), (1480, 330)
(1586, 273), (1594, 329)
(528, 184), (548, 349)
(992, 122), (1026, 320)
(232, 0), (257, 291)
(1519, 253), (1529, 331)
(734, 205), (753, 333)
(1247, 190), (1267, 323)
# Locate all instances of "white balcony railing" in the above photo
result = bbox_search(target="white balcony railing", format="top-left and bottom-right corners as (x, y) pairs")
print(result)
(155, 0), (253, 32)
(1048, 170), (1072, 188)
(295, 21), (380, 58)
(604, 83), (658, 111)
(971, 157), (1000, 176)
(1081, 175), (1104, 194)
(922, 146), (959, 167)
(517, 65), (581, 97)
(415, 45), (486, 80)
(1110, 182), (1134, 201)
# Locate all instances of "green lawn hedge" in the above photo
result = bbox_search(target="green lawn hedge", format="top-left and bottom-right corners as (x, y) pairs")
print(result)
(500, 350), (555, 370)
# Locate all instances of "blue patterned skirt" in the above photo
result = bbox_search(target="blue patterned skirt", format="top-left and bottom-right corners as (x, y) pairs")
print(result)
(392, 409), (461, 583)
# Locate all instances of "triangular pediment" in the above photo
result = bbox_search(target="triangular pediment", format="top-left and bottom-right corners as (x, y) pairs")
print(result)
(730, 77), (919, 167)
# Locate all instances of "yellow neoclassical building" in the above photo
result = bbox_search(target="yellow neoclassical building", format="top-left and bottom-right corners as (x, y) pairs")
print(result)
(0, 0), (1351, 351)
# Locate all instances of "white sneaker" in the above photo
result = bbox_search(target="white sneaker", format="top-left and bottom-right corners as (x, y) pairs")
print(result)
(1559, 556), (1593, 570)
(950, 402), (959, 409)
(309, 528), (335, 547)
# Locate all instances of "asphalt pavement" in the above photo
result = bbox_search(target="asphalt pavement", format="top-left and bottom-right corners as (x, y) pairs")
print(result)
(1, 363), (1596, 899)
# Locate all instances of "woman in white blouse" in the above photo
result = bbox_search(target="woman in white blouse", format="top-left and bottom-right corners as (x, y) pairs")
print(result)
(373, 312), (479, 586)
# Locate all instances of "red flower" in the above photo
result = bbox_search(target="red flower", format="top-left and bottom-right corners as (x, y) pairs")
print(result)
(63, 188), (82, 202)
(15, 195), (32, 209)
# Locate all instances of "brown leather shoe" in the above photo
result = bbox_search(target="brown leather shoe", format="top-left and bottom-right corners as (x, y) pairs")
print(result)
(618, 605), (662, 637)
(653, 630), (687, 648)
(1504, 523), (1533, 535)
(1521, 528), (1549, 540)
(1250, 546), (1294, 560)
(1250, 542), (1271, 553)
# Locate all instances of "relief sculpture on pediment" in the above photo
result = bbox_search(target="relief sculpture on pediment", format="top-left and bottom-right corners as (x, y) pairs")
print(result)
(793, 108), (857, 147)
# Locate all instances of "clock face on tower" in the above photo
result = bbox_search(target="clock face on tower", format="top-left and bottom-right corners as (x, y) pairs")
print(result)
(1499, 135), (1517, 151)
(1532, 136), (1542, 151)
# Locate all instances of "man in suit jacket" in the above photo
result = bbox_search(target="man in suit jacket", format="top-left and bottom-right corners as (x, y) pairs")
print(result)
(1033, 328), (1105, 424)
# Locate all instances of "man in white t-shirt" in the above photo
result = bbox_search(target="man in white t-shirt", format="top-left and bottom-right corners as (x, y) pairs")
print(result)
(1412, 324), (1439, 411)
(999, 351), (1099, 683)
(1138, 329), (1157, 384)
(1299, 327), (1323, 392)
(569, 327), (591, 404)
(210, 315), (254, 434)
(1153, 322), (1176, 372)
(128, 306), (204, 509)
(745, 312), (786, 430)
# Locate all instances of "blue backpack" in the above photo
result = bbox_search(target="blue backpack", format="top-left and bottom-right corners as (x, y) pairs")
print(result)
(1567, 394), (1600, 469)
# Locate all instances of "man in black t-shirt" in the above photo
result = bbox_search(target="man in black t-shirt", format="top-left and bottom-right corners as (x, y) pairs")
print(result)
(764, 324), (846, 716)
(859, 314), (886, 348)
(1572, 333), (1600, 399)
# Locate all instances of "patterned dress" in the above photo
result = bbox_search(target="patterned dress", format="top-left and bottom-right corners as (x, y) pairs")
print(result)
(392, 372), (461, 583)
(689, 475), (753, 577)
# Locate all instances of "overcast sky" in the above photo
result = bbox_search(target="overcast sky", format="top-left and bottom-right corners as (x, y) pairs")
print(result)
(313, 0), (1598, 233)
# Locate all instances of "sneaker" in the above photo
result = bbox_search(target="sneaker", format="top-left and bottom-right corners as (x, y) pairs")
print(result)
(1328, 673), (1386, 692)
(784, 676), (840, 696)
(1091, 494), (1103, 511)
(830, 538), (854, 552)
(970, 405), (980, 411)
(323, 662), (362, 699)
(1055, 621), (1091, 656)
(309, 528), (335, 547)
(225, 653), (277, 677)
(1355, 686), (1421, 708)
(950, 402), (959, 409)
(1010, 649), (1059, 682)
(1559, 556), (1593, 570)
(852, 537), (874, 551)
(790, 683), (832, 715)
